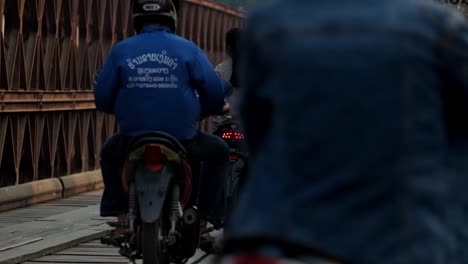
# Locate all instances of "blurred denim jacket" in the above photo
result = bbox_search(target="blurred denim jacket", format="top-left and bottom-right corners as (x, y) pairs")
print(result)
(225, 1), (468, 263)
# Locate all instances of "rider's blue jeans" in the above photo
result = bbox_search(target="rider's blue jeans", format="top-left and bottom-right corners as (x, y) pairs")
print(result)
(99, 131), (229, 223)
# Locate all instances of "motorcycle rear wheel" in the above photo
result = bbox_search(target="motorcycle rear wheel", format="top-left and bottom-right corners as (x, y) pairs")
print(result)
(142, 221), (169, 264)
(224, 161), (243, 222)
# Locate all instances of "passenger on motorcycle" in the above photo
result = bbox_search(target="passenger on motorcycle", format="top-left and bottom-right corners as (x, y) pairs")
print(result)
(212, 28), (241, 131)
(94, 0), (230, 238)
(212, 28), (242, 131)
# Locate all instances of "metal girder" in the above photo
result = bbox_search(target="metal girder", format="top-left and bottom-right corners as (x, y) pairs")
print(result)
(185, 0), (243, 17)
(0, 91), (95, 112)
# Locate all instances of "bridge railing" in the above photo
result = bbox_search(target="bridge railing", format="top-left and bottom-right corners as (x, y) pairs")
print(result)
(0, 0), (242, 187)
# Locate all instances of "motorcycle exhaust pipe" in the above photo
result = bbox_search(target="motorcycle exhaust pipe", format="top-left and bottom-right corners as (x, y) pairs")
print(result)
(183, 207), (198, 225)
(180, 207), (201, 258)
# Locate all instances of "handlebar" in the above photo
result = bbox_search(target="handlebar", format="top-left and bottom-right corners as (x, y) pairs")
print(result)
(217, 118), (241, 128)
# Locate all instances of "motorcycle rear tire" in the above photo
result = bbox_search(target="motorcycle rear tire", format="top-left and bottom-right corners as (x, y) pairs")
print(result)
(142, 222), (169, 264)
(225, 162), (240, 222)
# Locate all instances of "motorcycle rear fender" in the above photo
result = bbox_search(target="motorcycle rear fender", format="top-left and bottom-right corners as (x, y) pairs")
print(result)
(134, 163), (174, 223)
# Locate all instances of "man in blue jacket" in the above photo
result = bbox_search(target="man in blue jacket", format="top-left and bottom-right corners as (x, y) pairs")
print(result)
(223, 0), (468, 263)
(94, 0), (230, 230)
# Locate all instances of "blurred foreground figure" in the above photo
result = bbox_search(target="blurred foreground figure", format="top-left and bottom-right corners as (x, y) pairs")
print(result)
(222, 0), (468, 263)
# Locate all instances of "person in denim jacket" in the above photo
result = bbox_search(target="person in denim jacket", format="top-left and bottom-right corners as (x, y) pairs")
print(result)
(223, 0), (468, 263)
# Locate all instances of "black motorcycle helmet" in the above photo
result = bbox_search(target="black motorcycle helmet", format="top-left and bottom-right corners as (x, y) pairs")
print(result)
(132, 0), (180, 34)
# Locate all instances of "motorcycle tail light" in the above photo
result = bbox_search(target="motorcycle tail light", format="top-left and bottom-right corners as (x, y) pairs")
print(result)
(222, 131), (245, 140)
(144, 144), (164, 171)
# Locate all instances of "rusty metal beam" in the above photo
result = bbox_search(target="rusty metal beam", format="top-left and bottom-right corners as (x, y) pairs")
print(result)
(185, 0), (243, 17)
(0, 91), (95, 112)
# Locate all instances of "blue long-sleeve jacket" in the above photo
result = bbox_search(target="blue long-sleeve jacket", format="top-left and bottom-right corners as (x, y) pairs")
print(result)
(94, 26), (230, 139)
(226, 1), (468, 263)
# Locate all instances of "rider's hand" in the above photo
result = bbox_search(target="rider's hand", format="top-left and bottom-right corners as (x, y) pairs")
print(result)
(199, 103), (230, 121)
(222, 103), (231, 113)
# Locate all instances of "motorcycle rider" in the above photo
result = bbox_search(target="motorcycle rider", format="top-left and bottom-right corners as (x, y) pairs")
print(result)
(223, 0), (468, 263)
(213, 27), (242, 128)
(94, 0), (231, 240)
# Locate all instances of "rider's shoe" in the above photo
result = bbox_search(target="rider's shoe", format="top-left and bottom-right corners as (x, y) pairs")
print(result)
(200, 217), (224, 254)
(200, 219), (214, 234)
(102, 214), (128, 247)
(106, 214), (128, 227)
(200, 233), (223, 254)
(209, 219), (224, 230)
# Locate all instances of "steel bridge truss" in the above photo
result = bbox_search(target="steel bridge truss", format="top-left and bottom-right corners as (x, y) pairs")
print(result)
(0, 0), (242, 187)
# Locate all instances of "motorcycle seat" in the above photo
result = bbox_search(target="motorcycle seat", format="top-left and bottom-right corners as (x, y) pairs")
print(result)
(127, 131), (187, 157)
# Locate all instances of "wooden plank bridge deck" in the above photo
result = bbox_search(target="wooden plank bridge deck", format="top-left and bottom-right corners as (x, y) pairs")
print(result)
(22, 240), (213, 264)
(0, 191), (214, 264)
(0, 192), (103, 229)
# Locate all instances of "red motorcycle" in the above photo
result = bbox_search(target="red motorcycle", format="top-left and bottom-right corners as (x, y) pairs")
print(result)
(102, 132), (200, 264)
